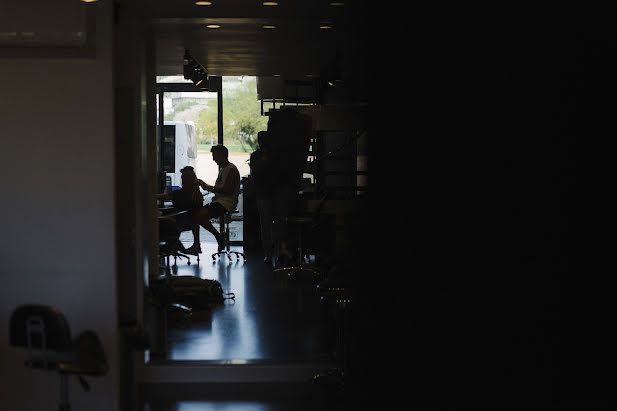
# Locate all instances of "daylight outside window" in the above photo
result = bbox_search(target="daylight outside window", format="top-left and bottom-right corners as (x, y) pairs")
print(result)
(157, 75), (268, 244)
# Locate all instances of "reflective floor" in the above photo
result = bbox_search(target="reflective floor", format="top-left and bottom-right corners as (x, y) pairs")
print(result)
(140, 232), (352, 410)
(139, 382), (349, 411)
(158, 232), (333, 362)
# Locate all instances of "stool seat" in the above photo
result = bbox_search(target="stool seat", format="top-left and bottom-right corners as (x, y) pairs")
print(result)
(10, 304), (108, 410)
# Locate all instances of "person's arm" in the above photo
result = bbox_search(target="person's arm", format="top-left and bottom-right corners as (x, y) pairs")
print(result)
(197, 178), (214, 192)
(199, 167), (239, 195)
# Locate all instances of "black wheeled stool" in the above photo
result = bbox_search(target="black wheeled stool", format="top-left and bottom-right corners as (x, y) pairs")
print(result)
(212, 210), (246, 263)
(9, 304), (108, 411)
(273, 216), (320, 280)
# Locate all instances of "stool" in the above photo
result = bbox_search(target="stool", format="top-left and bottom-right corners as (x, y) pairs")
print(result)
(212, 210), (246, 263)
(273, 216), (320, 280)
(9, 304), (108, 411)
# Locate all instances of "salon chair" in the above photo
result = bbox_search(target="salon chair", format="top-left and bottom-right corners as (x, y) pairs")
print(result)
(158, 211), (199, 273)
(9, 304), (108, 411)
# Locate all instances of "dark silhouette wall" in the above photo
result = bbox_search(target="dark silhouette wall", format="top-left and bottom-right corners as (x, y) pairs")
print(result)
(405, 6), (613, 409)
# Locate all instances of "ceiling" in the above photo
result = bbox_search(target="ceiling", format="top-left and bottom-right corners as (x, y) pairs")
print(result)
(145, 0), (369, 89)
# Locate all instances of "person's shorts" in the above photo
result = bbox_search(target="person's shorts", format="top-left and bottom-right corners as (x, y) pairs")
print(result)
(202, 201), (227, 218)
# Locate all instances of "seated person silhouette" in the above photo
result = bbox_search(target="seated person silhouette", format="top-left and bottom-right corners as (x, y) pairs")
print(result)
(157, 166), (204, 254)
(194, 144), (241, 252)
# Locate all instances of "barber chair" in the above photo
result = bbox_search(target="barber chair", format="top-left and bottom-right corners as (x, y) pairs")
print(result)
(9, 304), (108, 411)
(212, 210), (246, 263)
(158, 211), (200, 274)
(174, 213), (202, 265)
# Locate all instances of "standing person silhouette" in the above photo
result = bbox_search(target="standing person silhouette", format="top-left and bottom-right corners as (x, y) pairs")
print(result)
(266, 108), (311, 267)
(250, 131), (276, 263)
(194, 144), (240, 253)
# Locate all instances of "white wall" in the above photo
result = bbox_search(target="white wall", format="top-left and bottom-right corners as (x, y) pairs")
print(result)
(0, 2), (119, 410)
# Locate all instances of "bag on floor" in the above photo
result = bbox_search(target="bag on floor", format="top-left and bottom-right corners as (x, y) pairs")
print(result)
(169, 276), (235, 310)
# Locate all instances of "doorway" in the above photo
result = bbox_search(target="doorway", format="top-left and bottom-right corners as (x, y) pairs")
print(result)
(150, 76), (336, 364)
(156, 76), (266, 247)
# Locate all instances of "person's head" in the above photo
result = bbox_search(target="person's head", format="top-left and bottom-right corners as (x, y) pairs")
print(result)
(210, 144), (229, 165)
(180, 166), (198, 189)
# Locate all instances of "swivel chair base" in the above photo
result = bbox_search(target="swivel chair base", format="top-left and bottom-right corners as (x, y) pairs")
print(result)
(273, 264), (320, 280)
(212, 211), (246, 264)
(181, 247), (201, 265)
(160, 240), (199, 276)
(212, 249), (246, 263)
(161, 251), (195, 275)
(272, 217), (319, 280)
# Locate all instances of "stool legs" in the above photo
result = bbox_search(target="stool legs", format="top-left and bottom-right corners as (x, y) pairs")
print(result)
(273, 219), (319, 279)
(212, 213), (246, 263)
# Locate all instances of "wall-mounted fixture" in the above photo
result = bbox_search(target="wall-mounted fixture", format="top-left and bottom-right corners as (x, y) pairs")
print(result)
(183, 50), (208, 88)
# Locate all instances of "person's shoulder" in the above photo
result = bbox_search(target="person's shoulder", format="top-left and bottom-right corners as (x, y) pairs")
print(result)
(226, 162), (240, 177)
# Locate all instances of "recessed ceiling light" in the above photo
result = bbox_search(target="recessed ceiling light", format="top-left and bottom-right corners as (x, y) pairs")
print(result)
(80, 0), (98, 3)
(263, 25), (277, 29)
(263, 2), (279, 6)
(195, 1), (213, 5)
(329, 2), (345, 5)
(319, 24), (333, 30)
(206, 24), (221, 29)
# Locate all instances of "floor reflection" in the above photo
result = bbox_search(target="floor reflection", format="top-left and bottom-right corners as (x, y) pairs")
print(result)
(164, 238), (330, 362)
